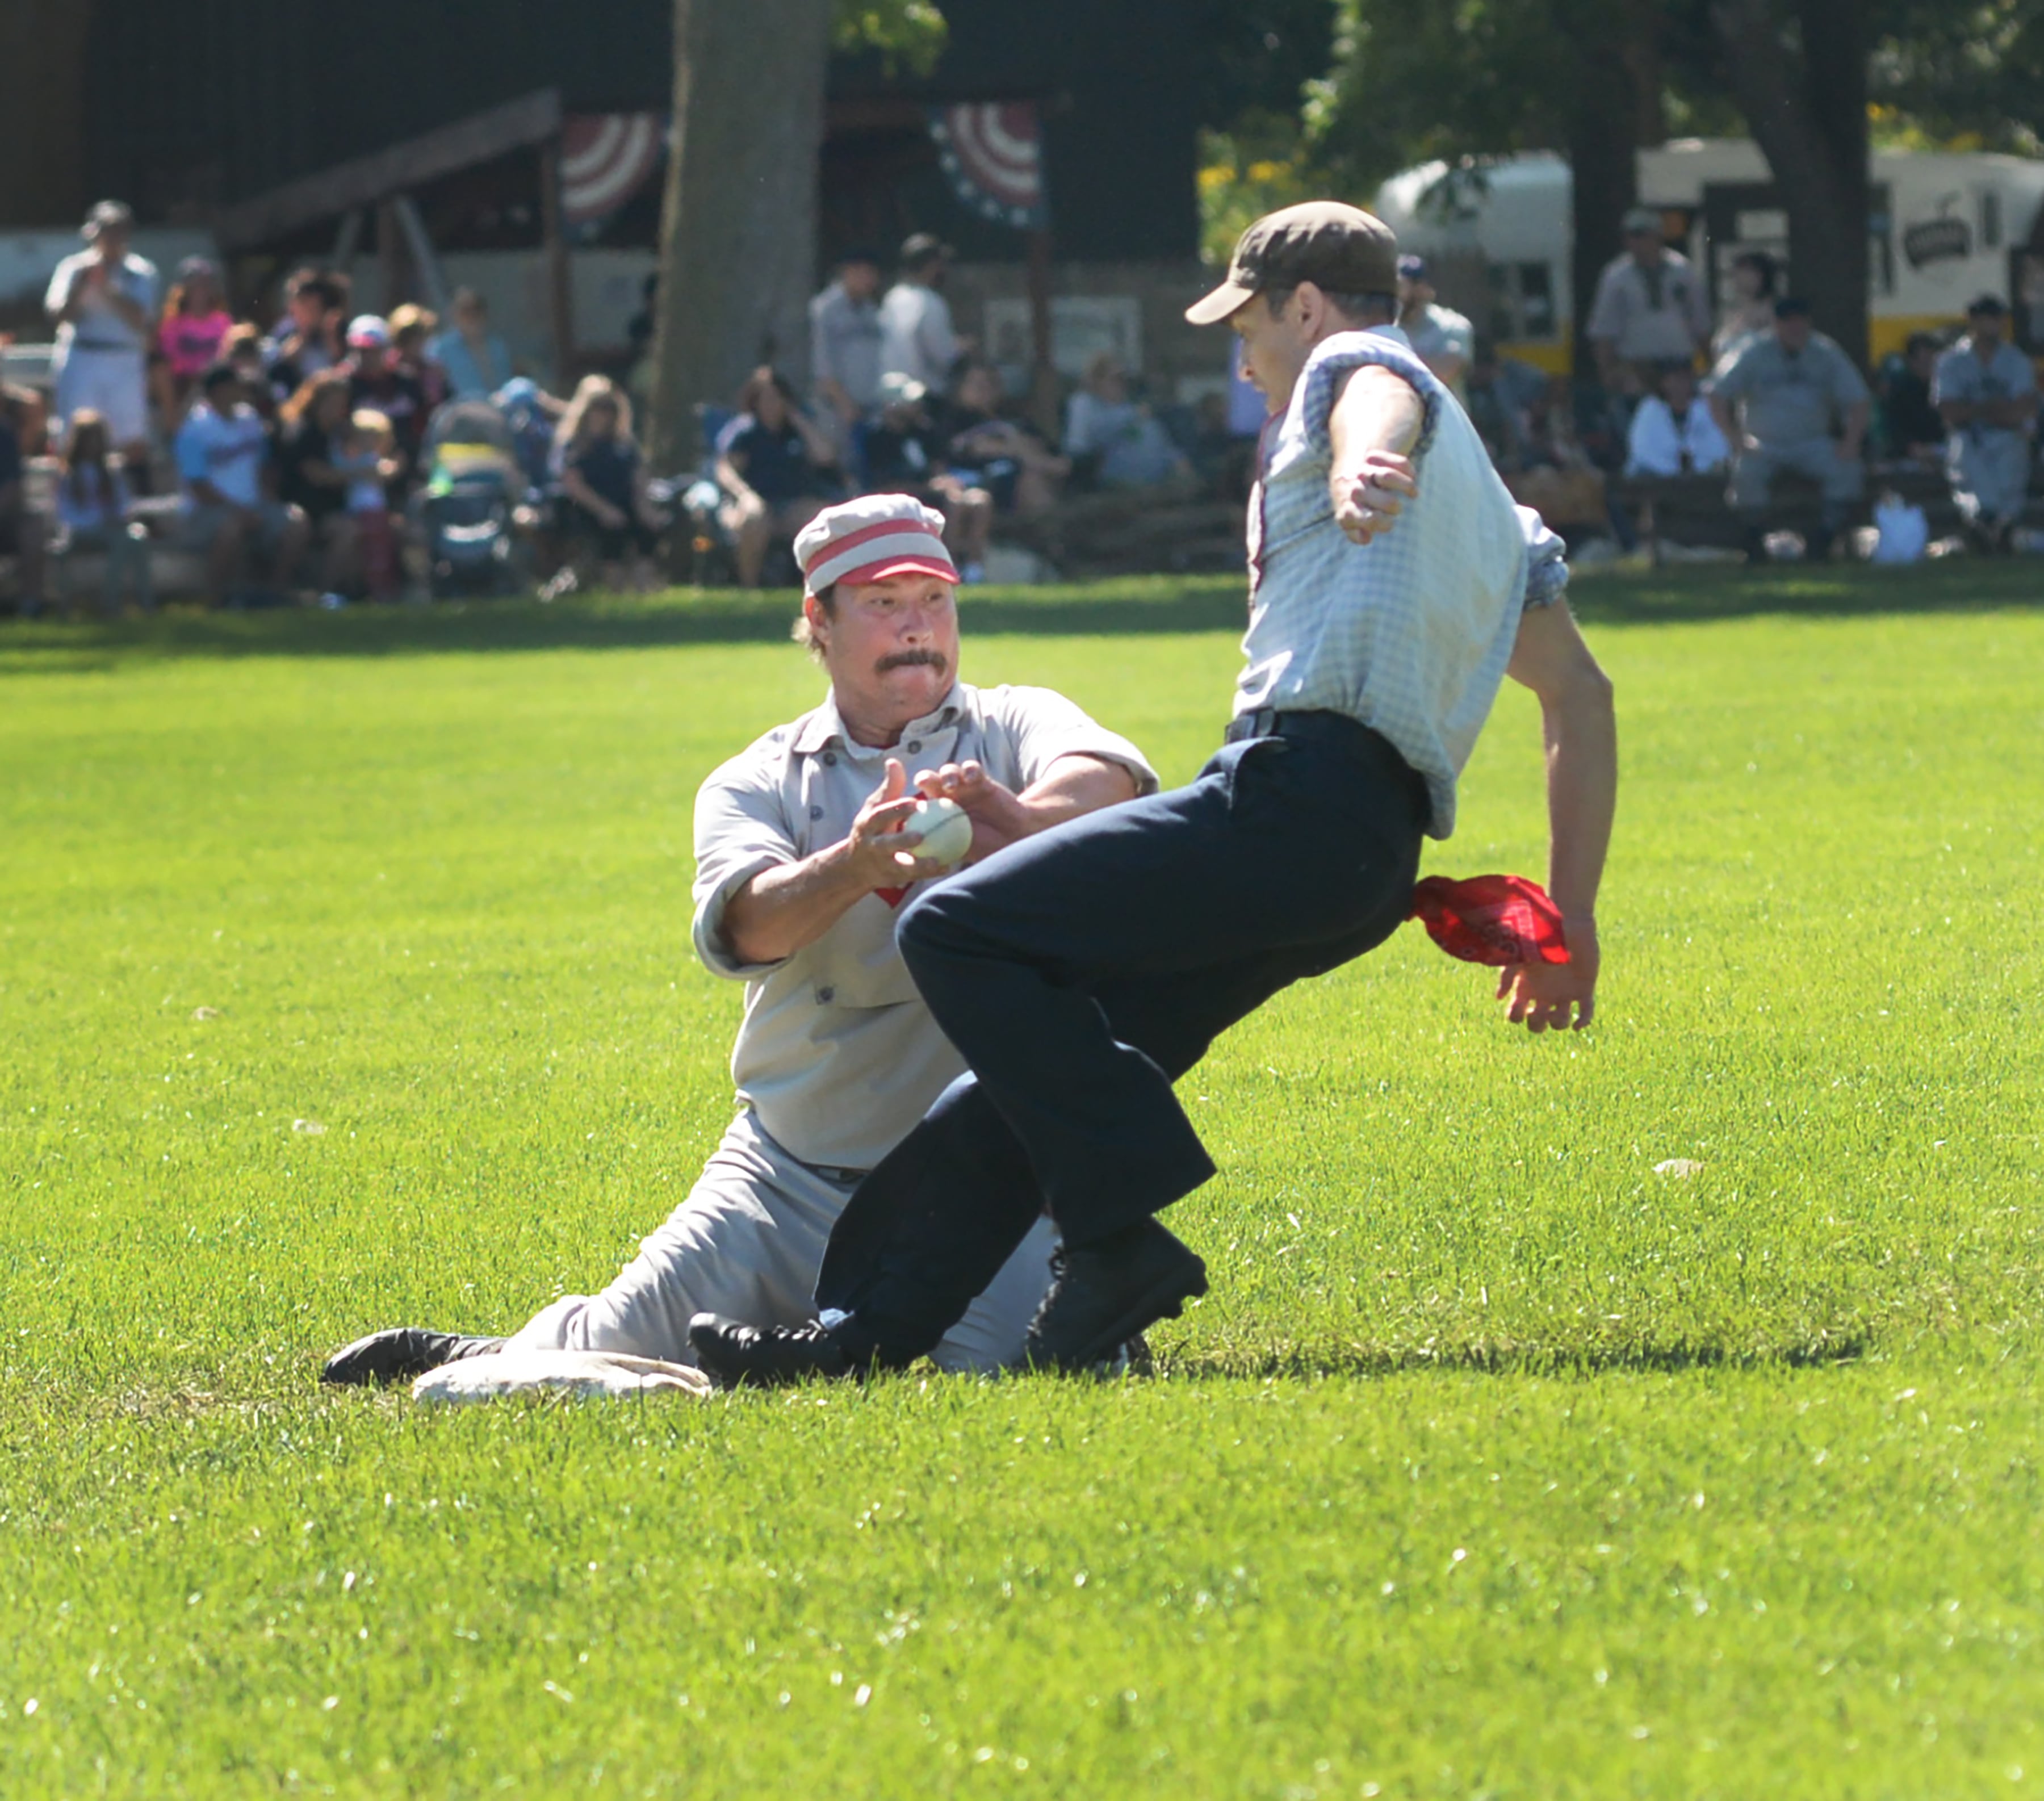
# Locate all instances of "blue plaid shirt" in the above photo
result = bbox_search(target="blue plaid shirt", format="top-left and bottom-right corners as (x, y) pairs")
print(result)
(1241, 326), (1568, 840)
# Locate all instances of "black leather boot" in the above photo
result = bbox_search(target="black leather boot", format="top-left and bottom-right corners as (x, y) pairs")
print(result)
(1022, 1217), (1207, 1373)
(321, 1327), (504, 1387)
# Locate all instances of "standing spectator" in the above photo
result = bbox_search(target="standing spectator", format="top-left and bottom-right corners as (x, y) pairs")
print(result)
(265, 270), (349, 397)
(388, 305), (449, 411)
(1623, 361), (1731, 478)
(341, 316), (429, 478)
(714, 367), (842, 589)
(861, 373), (994, 577)
(0, 395), (47, 615)
(51, 409), (153, 616)
(1395, 254), (1474, 401)
(45, 200), (160, 478)
(551, 376), (664, 592)
(1934, 295), (2038, 554)
(1711, 249), (1781, 362)
(153, 257), (234, 430)
(879, 234), (960, 389)
(1877, 332), (1947, 468)
(275, 371), (370, 593)
(428, 289), (514, 403)
(1063, 353), (1192, 489)
(175, 363), (309, 606)
(1586, 207), (1711, 398)
(1708, 297), (1870, 564)
(810, 249), (886, 447)
(944, 358), (1068, 519)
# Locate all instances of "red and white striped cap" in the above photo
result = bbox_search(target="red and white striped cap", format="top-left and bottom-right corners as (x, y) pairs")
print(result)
(794, 494), (958, 598)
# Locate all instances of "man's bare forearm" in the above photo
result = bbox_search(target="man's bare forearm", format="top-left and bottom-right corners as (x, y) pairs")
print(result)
(1011, 754), (1139, 832)
(1329, 366), (1424, 475)
(1541, 672), (1618, 923)
(721, 840), (881, 967)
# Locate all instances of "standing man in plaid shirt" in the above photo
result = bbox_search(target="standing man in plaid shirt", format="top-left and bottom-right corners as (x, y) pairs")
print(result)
(692, 203), (1620, 1385)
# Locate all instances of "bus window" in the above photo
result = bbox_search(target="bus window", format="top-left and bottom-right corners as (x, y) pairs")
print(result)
(1982, 189), (2003, 249)
(1486, 261), (1558, 342)
(1517, 262), (1555, 337)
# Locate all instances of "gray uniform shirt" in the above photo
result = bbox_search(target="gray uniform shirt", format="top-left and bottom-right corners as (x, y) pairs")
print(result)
(1586, 250), (1710, 363)
(1708, 330), (1870, 446)
(690, 681), (1157, 1169)
(810, 282), (885, 414)
(1932, 338), (2037, 447)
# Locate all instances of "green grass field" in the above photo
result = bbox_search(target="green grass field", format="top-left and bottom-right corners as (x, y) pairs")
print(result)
(2, 560), (2041, 1797)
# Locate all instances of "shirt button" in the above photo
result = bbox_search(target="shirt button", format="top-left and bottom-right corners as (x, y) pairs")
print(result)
(816, 986), (835, 1003)
(905, 740), (922, 754)
(823, 752), (837, 767)
(809, 804), (824, 819)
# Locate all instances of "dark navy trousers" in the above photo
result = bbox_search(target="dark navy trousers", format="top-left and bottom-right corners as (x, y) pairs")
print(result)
(818, 713), (1429, 1364)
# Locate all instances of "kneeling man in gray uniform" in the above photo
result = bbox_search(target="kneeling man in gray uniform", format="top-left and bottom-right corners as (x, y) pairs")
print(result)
(322, 495), (1155, 1385)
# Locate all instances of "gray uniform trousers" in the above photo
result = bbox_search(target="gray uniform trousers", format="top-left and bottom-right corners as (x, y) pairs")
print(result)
(1729, 437), (1864, 526)
(506, 1108), (1058, 1373)
(1949, 431), (2032, 527)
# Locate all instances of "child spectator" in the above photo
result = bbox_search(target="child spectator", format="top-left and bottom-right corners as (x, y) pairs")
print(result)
(428, 290), (514, 401)
(175, 362), (308, 608)
(275, 371), (365, 593)
(714, 367), (843, 588)
(342, 316), (429, 479)
(153, 257), (234, 427)
(51, 409), (153, 615)
(223, 325), (276, 418)
(335, 408), (403, 600)
(388, 304), (449, 410)
(551, 376), (664, 592)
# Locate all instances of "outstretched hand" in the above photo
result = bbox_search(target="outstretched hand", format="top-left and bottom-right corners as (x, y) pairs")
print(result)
(1496, 918), (1599, 1033)
(1331, 450), (1419, 545)
(914, 758), (1031, 861)
(845, 759), (948, 890)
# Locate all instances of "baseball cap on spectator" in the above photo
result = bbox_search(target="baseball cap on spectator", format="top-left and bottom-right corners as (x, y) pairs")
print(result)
(83, 199), (135, 238)
(346, 315), (392, 349)
(900, 232), (953, 269)
(1187, 201), (1400, 325)
(1966, 292), (2009, 317)
(1397, 253), (1429, 283)
(794, 494), (958, 598)
(1622, 206), (1663, 235)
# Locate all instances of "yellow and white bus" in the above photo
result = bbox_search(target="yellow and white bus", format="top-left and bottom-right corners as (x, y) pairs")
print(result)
(1373, 139), (2044, 371)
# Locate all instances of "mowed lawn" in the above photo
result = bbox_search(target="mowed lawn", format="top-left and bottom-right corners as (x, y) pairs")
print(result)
(1, 563), (2041, 1798)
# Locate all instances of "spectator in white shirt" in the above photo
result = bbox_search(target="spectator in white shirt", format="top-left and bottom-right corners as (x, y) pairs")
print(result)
(879, 234), (961, 390)
(45, 200), (160, 477)
(1624, 361), (1731, 478)
(175, 363), (309, 608)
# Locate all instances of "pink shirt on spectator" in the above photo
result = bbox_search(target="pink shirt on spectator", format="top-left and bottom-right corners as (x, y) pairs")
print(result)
(158, 310), (234, 379)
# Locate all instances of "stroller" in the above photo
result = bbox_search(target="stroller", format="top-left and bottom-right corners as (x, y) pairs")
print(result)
(416, 400), (525, 598)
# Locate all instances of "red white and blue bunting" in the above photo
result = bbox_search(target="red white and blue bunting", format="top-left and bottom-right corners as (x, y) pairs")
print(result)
(929, 102), (1048, 231)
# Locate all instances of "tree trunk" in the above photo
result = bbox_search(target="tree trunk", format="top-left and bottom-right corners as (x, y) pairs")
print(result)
(1563, 5), (1644, 378)
(1711, 0), (1869, 368)
(646, 0), (834, 467)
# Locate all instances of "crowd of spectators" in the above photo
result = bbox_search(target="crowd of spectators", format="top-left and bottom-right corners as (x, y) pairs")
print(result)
(4, 200), (2039, 613)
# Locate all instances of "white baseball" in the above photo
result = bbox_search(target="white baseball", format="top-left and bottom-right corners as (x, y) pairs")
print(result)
(907, 796), (974, 866)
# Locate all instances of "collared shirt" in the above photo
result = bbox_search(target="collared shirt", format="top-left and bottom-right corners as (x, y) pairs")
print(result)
(1624, 396), (1731, 477)
(1708, 329), (1869, 446)
(878, 282), (960, 389)
(1932, 337), (2037, 446)
(1241, 325), (1568, 843)
(1401, 301), (1475, 401)
(174, 401), (270, 510)
(690, 682), (1157, 1169)
(810, 282), (885, 414)
(44, 250), (161, 357)
(1586, 250), (1710, 363)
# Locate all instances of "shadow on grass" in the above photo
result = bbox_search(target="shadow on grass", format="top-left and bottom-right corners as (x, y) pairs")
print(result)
(1, 557), (2035, 673)
(1159, 1330), (1872, 1381)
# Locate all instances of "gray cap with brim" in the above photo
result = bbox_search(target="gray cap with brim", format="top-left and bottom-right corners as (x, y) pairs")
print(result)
(1187, 201), (1400, 326)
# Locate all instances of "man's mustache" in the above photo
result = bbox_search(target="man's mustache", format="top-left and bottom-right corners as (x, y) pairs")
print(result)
(877, 648), (948, 674)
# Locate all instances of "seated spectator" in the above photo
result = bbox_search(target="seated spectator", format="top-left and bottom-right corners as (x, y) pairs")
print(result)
(551, 375), (664, 592)
(336, 409), (403, 600)
(862, 372), (993, 579)
(265, 270), (349, 398)
(45, 199), (160, 483)
(492, 376), (566, 498)
(1708, 297), (1869, 564)
(1505, 375), (1611, 539)
(342, 316), (429, 479)
(944, 358), (1068, 518)
(51, 408), (153, 616)
(1711, 250), (1781, 362)
(1063, 354), (1193, 490)
(0, 395), (47, 615)
(1396, 254), (1475, 401)
(388, 304), (449, 411)
(1934, 294), (2038, 554)
(1464, 345), (1548, 472)
(274, 370), (362, 593)
(428, 290), (514, 402)
(174, 362), (309, 608)
(1876, 332), (1946, 468)
(153, 256), (234, 429)
(223, 325), (277, 418)
(1623, 361), (1731, 478)
(714, 367), (843, 588)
